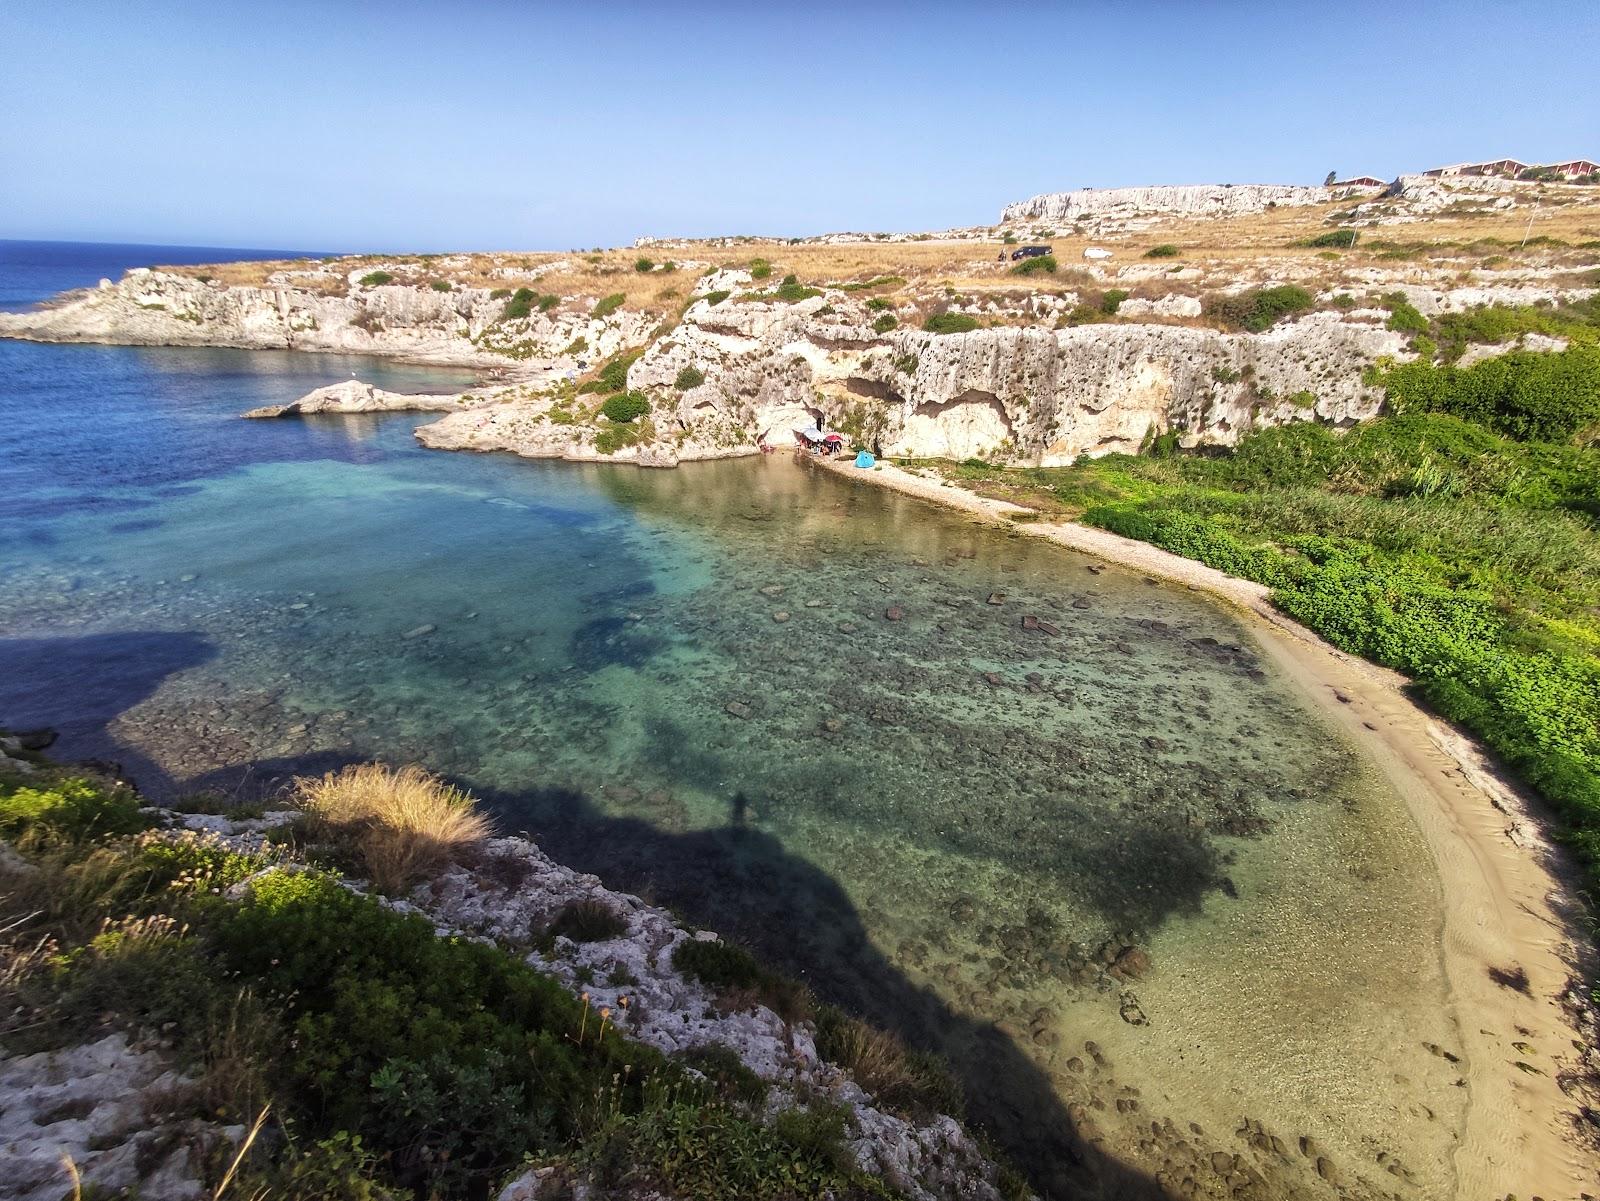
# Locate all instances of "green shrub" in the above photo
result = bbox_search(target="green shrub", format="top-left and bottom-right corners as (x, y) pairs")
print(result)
(592, 293), (626, 318)
(872, 314), (898, 333)
(1001, 233), (1017, 245)
(1385, 347), (1600, 444)
(502, 287), (537, 320)
(601, 392), (651, 424)
(1010, 254), (1057, 276)
(580, 351), (640, 395)
(359, 271), (394, 287)
(548, 899), (629, 942)
(538, 294), (560, 312)
(634, 258), (654, 273)
(1296, 230), (1359, 249)
(1144, 244), (1181, 258)
(865, 297), (893, 311)
(1381, 292), (1429, 335)
(489, 288), (512, 300)
(812, 1005), (961, 1120)
(674, 366), (705, 391)
(1100, 288), (1128, 315)
(429, 280), (452, 292)
(922, 312), (980, 334)
(679, 1044), (769, 1107)
(839, 275), (906, 292)
(1205, 285), (1315, 332)
(594, 424), (643, 455)
(771, 278), (822, 303)
(0, 776), (147, 845)
(207, 870), (665, 1195)
(671, 938), (811, 1021)
(673, 938), (763, 990)
(581, 1095), (878, 1200)
(749, 259), (772, 280)
(703, 290), (731, 306)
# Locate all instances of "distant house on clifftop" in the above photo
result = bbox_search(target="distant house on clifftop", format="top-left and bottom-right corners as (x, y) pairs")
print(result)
(1421, 157), (1596, 181)
(1424, 158), (1529, 178)
(1332, 175), (1387, 188)
(1544, 158), (1600, 180)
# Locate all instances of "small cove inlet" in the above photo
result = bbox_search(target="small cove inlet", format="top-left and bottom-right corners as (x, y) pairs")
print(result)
(0, 331), (1467, 1199)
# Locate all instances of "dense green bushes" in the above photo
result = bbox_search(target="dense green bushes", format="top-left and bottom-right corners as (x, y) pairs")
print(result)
(873, 314), (898, 333)
(1381, 292), (1429, 335)
(0, 775), (147, 845)
(1384, 346), (1600, 443)
(1010, 255), (1057, 276)
(922, 312), (980, 334)
(592, 293), (626, 318)
(580, 350), (641, 395)
(674, 365), (705, 390)
(358, 271), (394, 287)
(601, 391), (651, 424)
(1204, 285), (1315, 332)
(774, 276), (825, 302)
(1295, 230), (1359, 249)
(1143, 244), (1181, 258)
(502, 287), (538, 320)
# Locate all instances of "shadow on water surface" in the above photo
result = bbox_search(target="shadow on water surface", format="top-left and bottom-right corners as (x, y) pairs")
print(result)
(0, 632), (215, 791)
(170, 748), (1168, 1201)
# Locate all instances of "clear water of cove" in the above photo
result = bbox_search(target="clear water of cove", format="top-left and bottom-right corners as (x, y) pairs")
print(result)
(0, 245), (1464, 1199)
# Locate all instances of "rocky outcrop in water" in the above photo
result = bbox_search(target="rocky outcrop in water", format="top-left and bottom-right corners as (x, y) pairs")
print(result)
(242, 378), (472, 418)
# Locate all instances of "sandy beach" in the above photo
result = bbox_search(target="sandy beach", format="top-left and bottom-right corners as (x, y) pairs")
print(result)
(815, 453), (1597, 1199)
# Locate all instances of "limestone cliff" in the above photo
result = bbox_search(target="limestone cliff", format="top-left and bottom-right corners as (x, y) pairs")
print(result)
(1001, 183), (1335, 225)
(410, 295), (1403, 467)
(0, 267), (654, 371)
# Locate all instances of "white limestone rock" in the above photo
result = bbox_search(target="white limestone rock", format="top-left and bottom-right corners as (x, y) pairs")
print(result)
(242, 378), (480, 418)
(1002, 183), (1334, 224)
(0, 1033), (240, 1201)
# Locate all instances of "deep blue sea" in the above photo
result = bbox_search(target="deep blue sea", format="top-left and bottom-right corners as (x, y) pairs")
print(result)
(0, 241), (1454, 1193)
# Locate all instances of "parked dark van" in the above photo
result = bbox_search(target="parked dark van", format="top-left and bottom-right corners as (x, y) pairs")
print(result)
(1010, 245), (1053, 260)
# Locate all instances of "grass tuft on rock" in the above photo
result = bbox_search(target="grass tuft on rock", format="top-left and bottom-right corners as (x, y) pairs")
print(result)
(295, 763), (490, 894)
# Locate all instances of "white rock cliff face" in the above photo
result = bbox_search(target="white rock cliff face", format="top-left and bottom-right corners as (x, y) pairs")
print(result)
(1, 267), (1417, 469)
(0, 269), (654, 370)
(617, 301), (1403, 465)
(1001, 184), (1334, 224)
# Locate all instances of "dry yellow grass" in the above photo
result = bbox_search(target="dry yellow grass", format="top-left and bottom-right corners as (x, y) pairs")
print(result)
(295, 762), (490, 893)
(154, 188), (1600, 322)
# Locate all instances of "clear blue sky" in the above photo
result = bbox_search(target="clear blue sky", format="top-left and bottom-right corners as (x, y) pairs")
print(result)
(3, 1), (1595, 253)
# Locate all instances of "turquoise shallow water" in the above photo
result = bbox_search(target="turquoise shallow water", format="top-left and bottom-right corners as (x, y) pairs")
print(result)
(0, 245), (1463, 1199)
